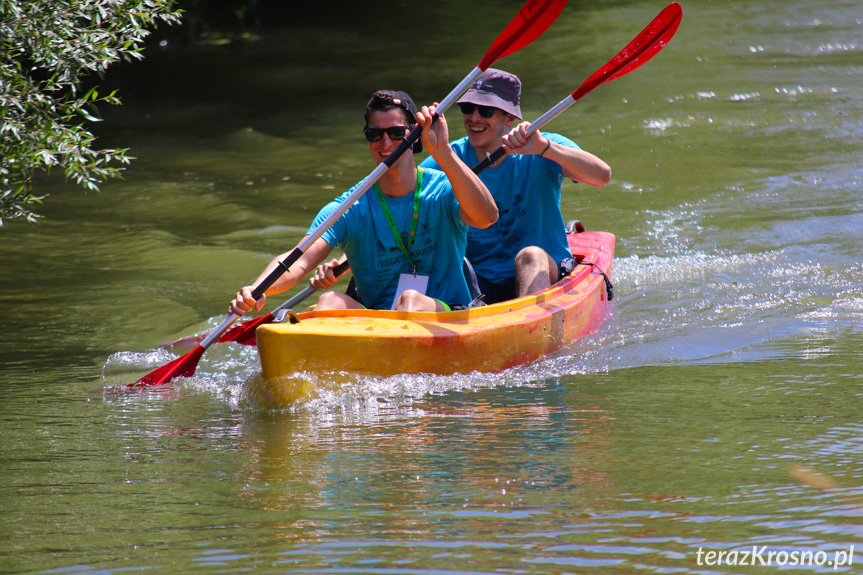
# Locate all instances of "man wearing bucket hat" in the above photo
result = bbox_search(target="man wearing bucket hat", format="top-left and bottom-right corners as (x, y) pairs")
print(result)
(230, 90), (497, 315)
(421, 69), (611, 304)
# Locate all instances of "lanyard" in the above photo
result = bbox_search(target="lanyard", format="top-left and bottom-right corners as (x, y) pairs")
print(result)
(373, 168), (424, 274)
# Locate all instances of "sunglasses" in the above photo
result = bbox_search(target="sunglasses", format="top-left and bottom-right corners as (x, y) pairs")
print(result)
(458, 103), (498, 118)
(363, 125), (413, 143)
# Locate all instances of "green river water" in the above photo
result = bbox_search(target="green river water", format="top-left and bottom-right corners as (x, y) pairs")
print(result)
(2, 0), (862, 573)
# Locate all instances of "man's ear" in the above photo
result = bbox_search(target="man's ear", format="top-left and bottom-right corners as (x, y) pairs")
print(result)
(505, 113), (517, 128)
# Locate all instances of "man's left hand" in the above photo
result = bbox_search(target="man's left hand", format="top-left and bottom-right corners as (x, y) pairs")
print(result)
(502, 121), (547, 156)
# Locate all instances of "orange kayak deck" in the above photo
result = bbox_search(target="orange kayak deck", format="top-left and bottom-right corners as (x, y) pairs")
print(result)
(254, 231), (615, 398)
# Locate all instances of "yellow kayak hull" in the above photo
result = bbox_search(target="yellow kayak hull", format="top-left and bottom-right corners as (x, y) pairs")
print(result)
(253, 231), (614, 406)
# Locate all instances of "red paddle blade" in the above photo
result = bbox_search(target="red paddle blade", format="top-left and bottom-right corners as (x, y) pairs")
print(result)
(160, 314), (274, 349)
(128, 345), (205, 387)
(218, 312), (273, 346)
(572, 2), (682, 101)
(478, 0), (568, 70)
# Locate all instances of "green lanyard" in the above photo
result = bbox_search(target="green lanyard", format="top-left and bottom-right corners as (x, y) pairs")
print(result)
(373, 168), (424, 274)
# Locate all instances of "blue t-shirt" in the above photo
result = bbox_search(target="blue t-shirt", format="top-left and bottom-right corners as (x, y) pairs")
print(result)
(420, 132), (577, 283)
(308, 168), (471, 309)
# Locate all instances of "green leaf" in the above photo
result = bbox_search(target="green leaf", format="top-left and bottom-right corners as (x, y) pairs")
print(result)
(0, 0), (182, 224)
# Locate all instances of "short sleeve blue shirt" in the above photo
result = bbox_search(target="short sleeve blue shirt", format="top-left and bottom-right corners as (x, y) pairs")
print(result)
(420, 132), (578, 283)
(308, 168), (471, 309)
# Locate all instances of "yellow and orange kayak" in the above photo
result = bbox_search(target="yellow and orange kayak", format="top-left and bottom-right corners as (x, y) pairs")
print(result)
(252, 230), (614, 406)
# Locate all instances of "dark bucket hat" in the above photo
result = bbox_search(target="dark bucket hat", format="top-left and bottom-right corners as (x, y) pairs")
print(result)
(457, 68), (522, 119)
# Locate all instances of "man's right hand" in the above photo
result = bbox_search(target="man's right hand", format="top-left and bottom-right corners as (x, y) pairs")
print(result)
(230, 286), (265, 316)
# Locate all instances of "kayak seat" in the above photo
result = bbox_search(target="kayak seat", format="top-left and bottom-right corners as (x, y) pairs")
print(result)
(462, 257), (485, 305)
(565, 219), (586, 234)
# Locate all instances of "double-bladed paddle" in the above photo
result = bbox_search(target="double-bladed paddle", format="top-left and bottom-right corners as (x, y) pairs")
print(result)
(472, 2), (683, 174)
(163, 259), (352, 349)
(129, 0), (568, 388)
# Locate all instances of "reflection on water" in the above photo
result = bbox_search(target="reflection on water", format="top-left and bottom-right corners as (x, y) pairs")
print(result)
(99, 367), (861, 573)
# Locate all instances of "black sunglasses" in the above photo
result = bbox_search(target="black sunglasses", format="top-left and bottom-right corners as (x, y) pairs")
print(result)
(363, 125), (413, 143)
(458, 103), (497, 118)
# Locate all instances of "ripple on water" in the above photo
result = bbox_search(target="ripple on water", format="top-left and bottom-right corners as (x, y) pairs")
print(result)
(101, 235), (861, 412)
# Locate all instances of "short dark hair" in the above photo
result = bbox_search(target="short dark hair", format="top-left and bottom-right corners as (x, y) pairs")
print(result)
(364, 90), (422, 153)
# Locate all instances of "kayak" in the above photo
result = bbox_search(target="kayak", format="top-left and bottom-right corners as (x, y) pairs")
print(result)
(251, 228), (614, 406)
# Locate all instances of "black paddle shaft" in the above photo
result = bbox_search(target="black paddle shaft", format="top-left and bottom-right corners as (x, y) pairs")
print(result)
(251, 247), (304, 300)
(472, 147), (507, 174)
(251, 251), (352, 301)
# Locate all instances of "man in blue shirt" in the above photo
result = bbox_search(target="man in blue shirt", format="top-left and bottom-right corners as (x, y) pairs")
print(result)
(421, 69), (611, 304)
(230, 90), (497, 315)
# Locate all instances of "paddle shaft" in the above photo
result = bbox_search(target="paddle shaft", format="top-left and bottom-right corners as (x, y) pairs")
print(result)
(264, 258), (352, 315)
(221, 259), (352, 343)
(473, 95), (575, 173)
(158, 260), (352, 350)
(201, 260), (352, 348)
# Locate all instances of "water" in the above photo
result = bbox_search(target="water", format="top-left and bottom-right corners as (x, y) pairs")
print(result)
(2, 0), (863, 572)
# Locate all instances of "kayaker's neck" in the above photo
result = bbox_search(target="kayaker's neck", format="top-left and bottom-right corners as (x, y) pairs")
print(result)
(378, 163), (418, 198)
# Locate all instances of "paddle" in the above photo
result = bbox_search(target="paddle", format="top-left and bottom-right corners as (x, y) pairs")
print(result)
(164, 259), (352, 349)
(129, 0), (568, 388)
(471, 2), (683, 174)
